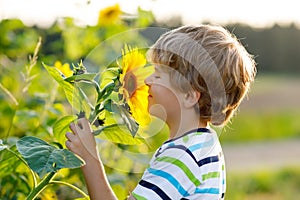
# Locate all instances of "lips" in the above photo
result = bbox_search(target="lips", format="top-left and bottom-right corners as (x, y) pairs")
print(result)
(147, 87), (153, 99)
(148, 94), (153, 102)
(147, 89), (152, 98)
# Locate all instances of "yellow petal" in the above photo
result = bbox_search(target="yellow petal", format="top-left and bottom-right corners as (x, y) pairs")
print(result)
(61, 63), (73, 77)
(122, 45), (146, 73)
(54, 61), (62, 69)
(128, 85), (151, 125)
(132, 65), (154, 88)
(119, 45), (152, 126)
(98, 4), (122, 25)
(54, 61), (73, 78)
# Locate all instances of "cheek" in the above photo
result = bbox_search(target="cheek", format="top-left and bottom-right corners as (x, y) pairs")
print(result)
(148, 87), (181, 117)
(151, 86), (175, 105)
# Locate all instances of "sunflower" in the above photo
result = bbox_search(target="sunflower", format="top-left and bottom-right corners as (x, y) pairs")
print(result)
(98, 4), (122, 26)
(54, 61), (73, 78)
(119, 45), (154, 126)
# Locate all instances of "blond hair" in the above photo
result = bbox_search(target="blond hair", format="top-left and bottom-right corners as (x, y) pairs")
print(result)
(147, 24), (256, 126)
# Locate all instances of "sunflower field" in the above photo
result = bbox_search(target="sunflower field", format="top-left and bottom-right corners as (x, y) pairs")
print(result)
(2, 3), (300, 200)
(0, 4), (170, 199)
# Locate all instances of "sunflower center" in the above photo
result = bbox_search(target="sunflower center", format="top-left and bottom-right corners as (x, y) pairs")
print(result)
(105, 9), (116, 17)
(124, 71), (137, 98)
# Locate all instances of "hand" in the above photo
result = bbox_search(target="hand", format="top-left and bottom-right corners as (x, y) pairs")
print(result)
(65, 118), (117, 199)
(65, 118), (99, 162)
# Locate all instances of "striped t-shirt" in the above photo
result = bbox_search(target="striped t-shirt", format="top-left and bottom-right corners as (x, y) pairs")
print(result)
(132, 128), (226, 200)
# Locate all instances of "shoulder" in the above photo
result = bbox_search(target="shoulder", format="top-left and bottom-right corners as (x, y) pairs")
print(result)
(156, 129), (222, 162)
(148, 129), (224, 181)
(132, 129), (226, 199)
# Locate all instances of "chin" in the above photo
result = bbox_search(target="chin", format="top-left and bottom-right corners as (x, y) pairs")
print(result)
(149, 104), (167, 122)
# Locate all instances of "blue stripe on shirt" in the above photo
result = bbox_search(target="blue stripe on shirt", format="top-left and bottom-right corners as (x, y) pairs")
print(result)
(148, 168), (190, 197)
(138, 179), (171, 200)
(198, 155), (219, 167)
(195, 187), (220, 194)
(189, 138), (214, 152)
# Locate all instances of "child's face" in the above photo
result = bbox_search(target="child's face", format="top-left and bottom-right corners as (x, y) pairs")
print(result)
(145, 65), (185, 124)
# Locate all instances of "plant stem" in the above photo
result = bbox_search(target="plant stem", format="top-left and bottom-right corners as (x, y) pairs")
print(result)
(4, 109), (16, 141)
(0, 83), (19, 106)
(26, 172), (56, 200)
(90, 106), (104, 126)
(50, 181), (89, 198)
(92, 124), (119, 135)
(91, 79), (101, 97)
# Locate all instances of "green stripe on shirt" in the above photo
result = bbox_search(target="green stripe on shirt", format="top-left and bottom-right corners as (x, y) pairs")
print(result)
(155, 156), (201, 186)
(202, 171), (220, 181)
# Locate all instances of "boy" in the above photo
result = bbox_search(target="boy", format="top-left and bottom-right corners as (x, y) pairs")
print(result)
(65, 24), (256, 199)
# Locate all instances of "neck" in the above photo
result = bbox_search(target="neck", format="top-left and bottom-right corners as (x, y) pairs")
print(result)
(167, 113), (208, 139)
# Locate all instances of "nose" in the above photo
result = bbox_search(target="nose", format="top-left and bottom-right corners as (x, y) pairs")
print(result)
(144, 74), (153, 86)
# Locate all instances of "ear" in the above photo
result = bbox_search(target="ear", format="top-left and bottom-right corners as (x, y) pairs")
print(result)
(183, 90), (200, 108)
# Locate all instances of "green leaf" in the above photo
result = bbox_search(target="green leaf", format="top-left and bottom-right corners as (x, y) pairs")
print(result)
(16, 136), (84, 178)
(0, 146), (22, 177)
(103, 99), (113, 112)
(0, 146), (31, 197)
(99, 82), (116, 101)
(103, 100), (139, 137)
(64, 73), (98, 82)
(75, 197), (90, 200)
(99, 67), (120, 88)
(119, 105), (139, 137)
(135, 7), (155, 27)
(42, 63), (91, 116)
(95, 124), (145, 145)
(53, 115), (77, 147)
(0, 139), (7, 151)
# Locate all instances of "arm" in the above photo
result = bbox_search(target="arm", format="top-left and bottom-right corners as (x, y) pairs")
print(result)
(65, 118), (117, 200)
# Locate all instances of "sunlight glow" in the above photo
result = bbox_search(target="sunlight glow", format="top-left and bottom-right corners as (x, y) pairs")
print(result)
(0, 0), (299, 28)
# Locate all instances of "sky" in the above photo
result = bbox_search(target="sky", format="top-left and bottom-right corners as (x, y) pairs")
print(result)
(0, 0), (300, 28)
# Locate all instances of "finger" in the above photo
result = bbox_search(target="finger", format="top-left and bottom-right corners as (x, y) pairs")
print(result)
(69, 122), (81, 134)
(65, 140), (72, 149)
(77, 118), (92, 133)
(65, 132), (75, 141)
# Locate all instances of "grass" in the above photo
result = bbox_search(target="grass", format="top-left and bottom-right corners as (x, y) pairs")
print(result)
(216, 75), (300, 199)
(219, 110), (300, 143)
(217, 74), (300, 143)
(226, 167), (300, 200)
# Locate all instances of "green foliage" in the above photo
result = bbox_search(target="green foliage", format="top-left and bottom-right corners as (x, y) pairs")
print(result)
(42, 61), (142, 141)
(0, 19), (40, 58)
(102, 100), (139, 137)
(16, 136), (84, 178)
(221, 111), (300, 143)
(0, 5), (157, 199)
(226, 167), (300, 200)
(0, 142), (31, 199)
(43, 63), (93, 116)
(53, 115), (77, 147)
(96, 124), (145, 145)
(2, 4), (299, 199)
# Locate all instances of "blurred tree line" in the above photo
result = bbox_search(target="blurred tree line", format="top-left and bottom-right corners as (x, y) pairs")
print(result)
(1, 18), (300, 74)
(157, 20), (300, 75)
(226, 23), (300, 74)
